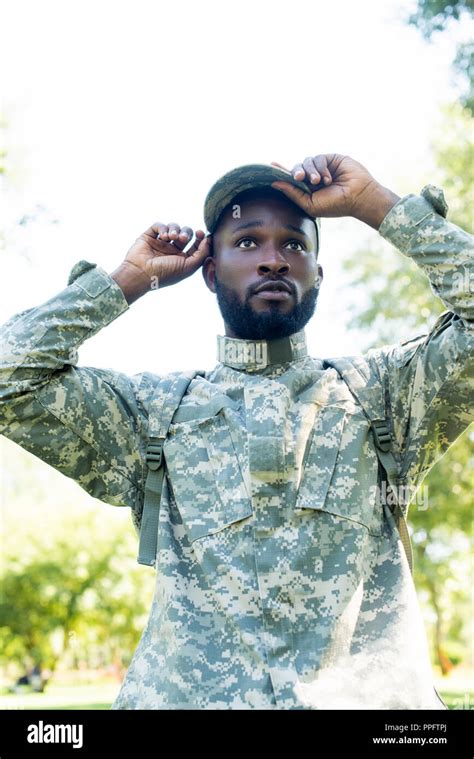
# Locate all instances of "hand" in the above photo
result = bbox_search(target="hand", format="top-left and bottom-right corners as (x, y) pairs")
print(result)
(270, 154), (399, 229)
(111, 222), (211, 303)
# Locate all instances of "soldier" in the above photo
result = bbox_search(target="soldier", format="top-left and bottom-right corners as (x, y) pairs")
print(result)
(1, 154), (473, 709)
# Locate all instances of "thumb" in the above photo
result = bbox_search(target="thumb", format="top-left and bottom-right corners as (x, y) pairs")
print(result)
(270, 161), (290, 172)
(183, 234), (212, 275)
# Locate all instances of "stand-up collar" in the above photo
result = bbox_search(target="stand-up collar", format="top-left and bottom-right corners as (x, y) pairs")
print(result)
(217, 330), (308, 372)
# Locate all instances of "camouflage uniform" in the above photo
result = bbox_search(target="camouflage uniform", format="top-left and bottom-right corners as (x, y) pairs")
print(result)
(0, 186), (472, 709)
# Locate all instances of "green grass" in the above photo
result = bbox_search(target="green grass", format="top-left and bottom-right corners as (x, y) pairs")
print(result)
(0, 681), (471, 710)
(0, 682), (119, 710)
(439, 690), (473, 710)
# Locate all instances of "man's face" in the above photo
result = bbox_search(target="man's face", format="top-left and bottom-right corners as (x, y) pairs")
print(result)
(202, 190), (323, 340)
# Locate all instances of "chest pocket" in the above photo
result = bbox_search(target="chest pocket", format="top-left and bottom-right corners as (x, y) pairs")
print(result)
(163, 400), (253, 544)
(295, 402), (383, 537)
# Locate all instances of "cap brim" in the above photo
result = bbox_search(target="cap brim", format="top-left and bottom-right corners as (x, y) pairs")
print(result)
(203, 164), (320, 242)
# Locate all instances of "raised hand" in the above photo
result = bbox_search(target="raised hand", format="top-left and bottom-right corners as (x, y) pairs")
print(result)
(111, 222), (211, 304)
(271, 154), (399, 229)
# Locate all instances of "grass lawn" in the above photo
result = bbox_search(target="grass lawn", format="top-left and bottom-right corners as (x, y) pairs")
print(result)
(0, 681), (471, 710)
(438, 689), (473, 710)
(0, 681), (120, 710)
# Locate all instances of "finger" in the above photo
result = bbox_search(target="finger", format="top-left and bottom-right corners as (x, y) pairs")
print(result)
(140, 223), (187, 254)
(303, 156), (321, 186)
(142, 222), (169, 241)
(313, 155), (332, 185)
(156, 223), (170, 242)
(167, 222), (181, 242)
(184, 233), (212, 274)
(270, 160), (291, 173)
(290, 162), (305, 181)
(183, 229), (206, 257)
(172, 226), (193, 251)
(146, 235), (187, 256)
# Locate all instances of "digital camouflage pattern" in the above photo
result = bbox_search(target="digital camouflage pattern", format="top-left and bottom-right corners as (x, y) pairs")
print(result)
(0, 187), (473, 709)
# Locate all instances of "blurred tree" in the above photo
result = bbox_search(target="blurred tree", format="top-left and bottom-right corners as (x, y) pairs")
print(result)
(432, 102), (474, 229)
(0, 512), (154, 677)
(407, 0), (474, 113)
(0, 438), (154, 680)
(408, 0), (472, 35)
(342, 104), (473, 674)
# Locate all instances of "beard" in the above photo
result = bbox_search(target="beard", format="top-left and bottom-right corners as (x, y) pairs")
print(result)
(214, 276), (320, 340)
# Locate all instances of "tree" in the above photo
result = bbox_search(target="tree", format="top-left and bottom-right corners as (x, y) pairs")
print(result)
(0, 439), (154, 680)
(407, 1), (474, 113)
(342, 104), (473, 674)
(0, 512), (154, 677)
(408, 1), (473, 35)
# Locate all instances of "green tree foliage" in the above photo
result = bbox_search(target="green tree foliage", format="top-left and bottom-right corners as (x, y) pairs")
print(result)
(342, 105), (473, 674)
(432, 103), (474, 230)
(453, 40), (474, 114)
(408, 1), (474, 113)
(0, 439), (154, 679)
(408, 1), (473, 36)
(345, 102), (473, 343)
(0, 523), (152, 674)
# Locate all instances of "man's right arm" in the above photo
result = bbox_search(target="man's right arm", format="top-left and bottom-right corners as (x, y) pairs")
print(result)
(0, 261), (148, 513)
(0, 222), (211, 516)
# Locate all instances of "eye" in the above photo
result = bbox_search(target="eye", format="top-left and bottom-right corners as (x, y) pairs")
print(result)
(285, 240), (305, 252)
(236, 237), (257, 249)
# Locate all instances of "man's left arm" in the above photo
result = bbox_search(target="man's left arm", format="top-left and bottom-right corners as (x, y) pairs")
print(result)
(271, 153), (473, 495)
(372, 185), (474, 491)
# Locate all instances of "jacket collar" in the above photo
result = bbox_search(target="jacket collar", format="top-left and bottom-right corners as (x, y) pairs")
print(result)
(216, 330), (308, 372)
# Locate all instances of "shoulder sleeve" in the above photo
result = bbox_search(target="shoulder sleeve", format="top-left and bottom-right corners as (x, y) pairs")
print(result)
(367, 311), (473, 493)
(373, 186), (474, 488)
(0, 260), (150, 517)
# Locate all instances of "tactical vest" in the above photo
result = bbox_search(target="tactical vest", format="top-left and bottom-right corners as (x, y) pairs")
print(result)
(136, 357), (413, 573)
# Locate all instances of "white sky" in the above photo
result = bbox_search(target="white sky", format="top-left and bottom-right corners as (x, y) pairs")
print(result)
(1, 0), (471, 374)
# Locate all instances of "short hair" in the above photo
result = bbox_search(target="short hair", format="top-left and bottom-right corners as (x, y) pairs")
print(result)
(210, 187), (319, 258)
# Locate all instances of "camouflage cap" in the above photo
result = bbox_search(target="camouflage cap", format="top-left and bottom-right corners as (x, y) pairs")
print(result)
(203, 163), (321, 248)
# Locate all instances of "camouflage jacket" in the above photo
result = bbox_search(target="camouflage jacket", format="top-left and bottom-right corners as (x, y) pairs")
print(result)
(1, 187), (473, 709)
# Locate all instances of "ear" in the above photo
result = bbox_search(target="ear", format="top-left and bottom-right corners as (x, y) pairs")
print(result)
(316, 263), (323, 287)
(202, 255), (217, 293)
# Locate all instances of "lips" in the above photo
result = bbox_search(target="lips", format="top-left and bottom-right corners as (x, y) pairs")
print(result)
(252, 280), (293, 303)
(253, 280), (292, 295)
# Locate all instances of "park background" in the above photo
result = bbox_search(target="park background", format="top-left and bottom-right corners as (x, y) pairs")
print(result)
(0, 0), (472, 709)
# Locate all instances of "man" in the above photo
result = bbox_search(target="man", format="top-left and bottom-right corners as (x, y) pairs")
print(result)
(1, 154), (472, 709)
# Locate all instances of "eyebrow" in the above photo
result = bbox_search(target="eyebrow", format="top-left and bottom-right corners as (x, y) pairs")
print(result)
(231, 220), (264, 232)
(231, 220), (310, 239)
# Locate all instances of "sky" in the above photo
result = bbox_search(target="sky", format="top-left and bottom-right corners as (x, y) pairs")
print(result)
(1, 0), (471, 375)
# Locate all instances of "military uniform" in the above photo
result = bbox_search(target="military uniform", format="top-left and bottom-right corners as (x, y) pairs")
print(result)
(1, 186), (473, 709)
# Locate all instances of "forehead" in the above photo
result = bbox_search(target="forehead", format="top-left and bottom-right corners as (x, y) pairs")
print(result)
(215, 191), (316, 241)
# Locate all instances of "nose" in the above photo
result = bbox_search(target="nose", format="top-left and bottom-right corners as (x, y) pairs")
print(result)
(257, 248), (290, 276)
